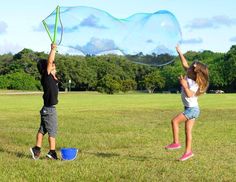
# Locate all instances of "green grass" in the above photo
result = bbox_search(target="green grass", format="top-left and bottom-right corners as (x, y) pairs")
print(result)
(0, 92), (235, 181)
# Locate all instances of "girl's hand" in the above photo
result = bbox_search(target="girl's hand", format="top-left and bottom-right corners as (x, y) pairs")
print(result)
(176, 44), (181, 54)
(179, 75), (188, 88)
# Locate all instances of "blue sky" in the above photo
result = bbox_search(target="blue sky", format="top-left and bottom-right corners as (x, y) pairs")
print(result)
(0, 0), (236, 54)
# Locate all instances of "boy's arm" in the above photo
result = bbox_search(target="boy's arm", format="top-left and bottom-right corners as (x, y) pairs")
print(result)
(47, 44), (57, 74)
(176, 45), (189, 71)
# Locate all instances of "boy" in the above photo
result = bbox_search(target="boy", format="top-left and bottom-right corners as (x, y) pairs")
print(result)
(30, 43), (59, 160)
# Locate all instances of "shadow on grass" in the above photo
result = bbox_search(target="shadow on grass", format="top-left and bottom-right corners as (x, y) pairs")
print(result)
(125, 155), (153, 161)
(85, 151), (169, 162)
(85, 151), (120, 158)
(0, 146), (36, 159)
(124, 154), (170, 162)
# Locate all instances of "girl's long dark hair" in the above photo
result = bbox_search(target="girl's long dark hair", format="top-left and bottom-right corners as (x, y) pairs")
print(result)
(193, 62), (209, 96)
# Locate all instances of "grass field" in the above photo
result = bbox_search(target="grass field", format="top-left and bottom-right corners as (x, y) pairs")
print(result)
(0, 92), (235, 181)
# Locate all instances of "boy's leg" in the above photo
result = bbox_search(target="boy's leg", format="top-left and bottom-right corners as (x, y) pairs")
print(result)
(171, 113), (187, 144)
(185, 119), (195, 153)
(48, 136), (56, 150)
(36, 106), (47, 148)
(36, 132), (44, 147)
(42, 107), (57, 149)
(30, 132), (44, 159)
(44, 107), (58, 160)
(46, 136), (58, 160)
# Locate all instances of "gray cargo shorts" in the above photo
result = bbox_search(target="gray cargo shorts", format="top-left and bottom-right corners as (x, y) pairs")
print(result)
(38, 106), (57, 137)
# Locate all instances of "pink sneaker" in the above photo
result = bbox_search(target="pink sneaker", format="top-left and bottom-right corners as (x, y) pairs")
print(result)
(165, 143), (181, 150)
(179, 152), (194, 161)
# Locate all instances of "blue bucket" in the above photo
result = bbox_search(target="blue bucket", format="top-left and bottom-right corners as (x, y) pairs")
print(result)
(60, 148), (78, 161)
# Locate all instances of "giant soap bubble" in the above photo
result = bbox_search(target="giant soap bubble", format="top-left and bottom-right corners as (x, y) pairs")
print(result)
(43, 6), (182, 66)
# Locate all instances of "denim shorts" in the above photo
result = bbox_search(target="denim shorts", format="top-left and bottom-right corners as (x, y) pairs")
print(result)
(38, 106), (57, 137)
(183, 106), (200, 120)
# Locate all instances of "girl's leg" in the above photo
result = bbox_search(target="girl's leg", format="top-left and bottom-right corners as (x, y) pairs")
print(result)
(171, 113), (187, 144)
(185, 119), (195, 153)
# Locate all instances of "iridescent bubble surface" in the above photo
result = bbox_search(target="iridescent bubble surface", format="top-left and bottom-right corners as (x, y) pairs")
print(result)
(43, 6), (182, 66)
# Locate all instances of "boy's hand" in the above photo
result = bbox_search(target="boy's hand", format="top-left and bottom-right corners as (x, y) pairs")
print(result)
(51, 43), (57, 50)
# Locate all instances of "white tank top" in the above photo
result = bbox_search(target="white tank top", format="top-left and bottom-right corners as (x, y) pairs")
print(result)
(181, 77), (199, 107)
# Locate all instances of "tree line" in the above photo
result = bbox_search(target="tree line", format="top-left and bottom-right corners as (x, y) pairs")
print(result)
(0, 45), (236, 93)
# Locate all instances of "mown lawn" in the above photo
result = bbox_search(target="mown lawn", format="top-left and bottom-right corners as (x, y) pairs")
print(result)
(0, 92), (235, 181)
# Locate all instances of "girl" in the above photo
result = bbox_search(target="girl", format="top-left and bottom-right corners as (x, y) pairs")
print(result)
(165, 45), (209, 161)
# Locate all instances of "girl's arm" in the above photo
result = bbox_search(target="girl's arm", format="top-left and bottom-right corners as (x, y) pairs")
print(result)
(176, 45), (189, 71)
(179, 75), (195, 97)
(47, 44), (57, 74)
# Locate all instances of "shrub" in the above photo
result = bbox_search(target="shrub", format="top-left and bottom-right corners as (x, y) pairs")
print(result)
(6, 72), (40, 90)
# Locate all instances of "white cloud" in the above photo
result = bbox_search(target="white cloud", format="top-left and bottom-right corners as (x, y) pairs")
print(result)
(80, 15), (107, 29)
(212, 15), (236, 26)
(32, 23), (45, 32)
(0, 21), (8, 34)
(185, 15), (236, 29)
(146, 39), (154, 43)
(229, 36), (236, 42)
(0, 40), (23, 54)
(152, 45), (175, 55)
(72, 37), (118, 55)
(185, 18), (214, 29)
(182, 38), (203, 44)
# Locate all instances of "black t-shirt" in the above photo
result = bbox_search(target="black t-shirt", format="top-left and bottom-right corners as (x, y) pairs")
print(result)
(41, 72), (58, 107)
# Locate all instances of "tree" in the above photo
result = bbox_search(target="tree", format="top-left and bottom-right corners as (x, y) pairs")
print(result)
(97, 74), (121, 94)
(0, 53), (13, 74)
(0, 75), (9, 89)
(6, 71), (40, 90)
(223, 45), (236, 92)
(160, 60), (183, 92)
(207, 57), (226, 89)
(0, 45), (236, 93)
(121, 79), (137, 93)
(144, 70), (165, 93)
